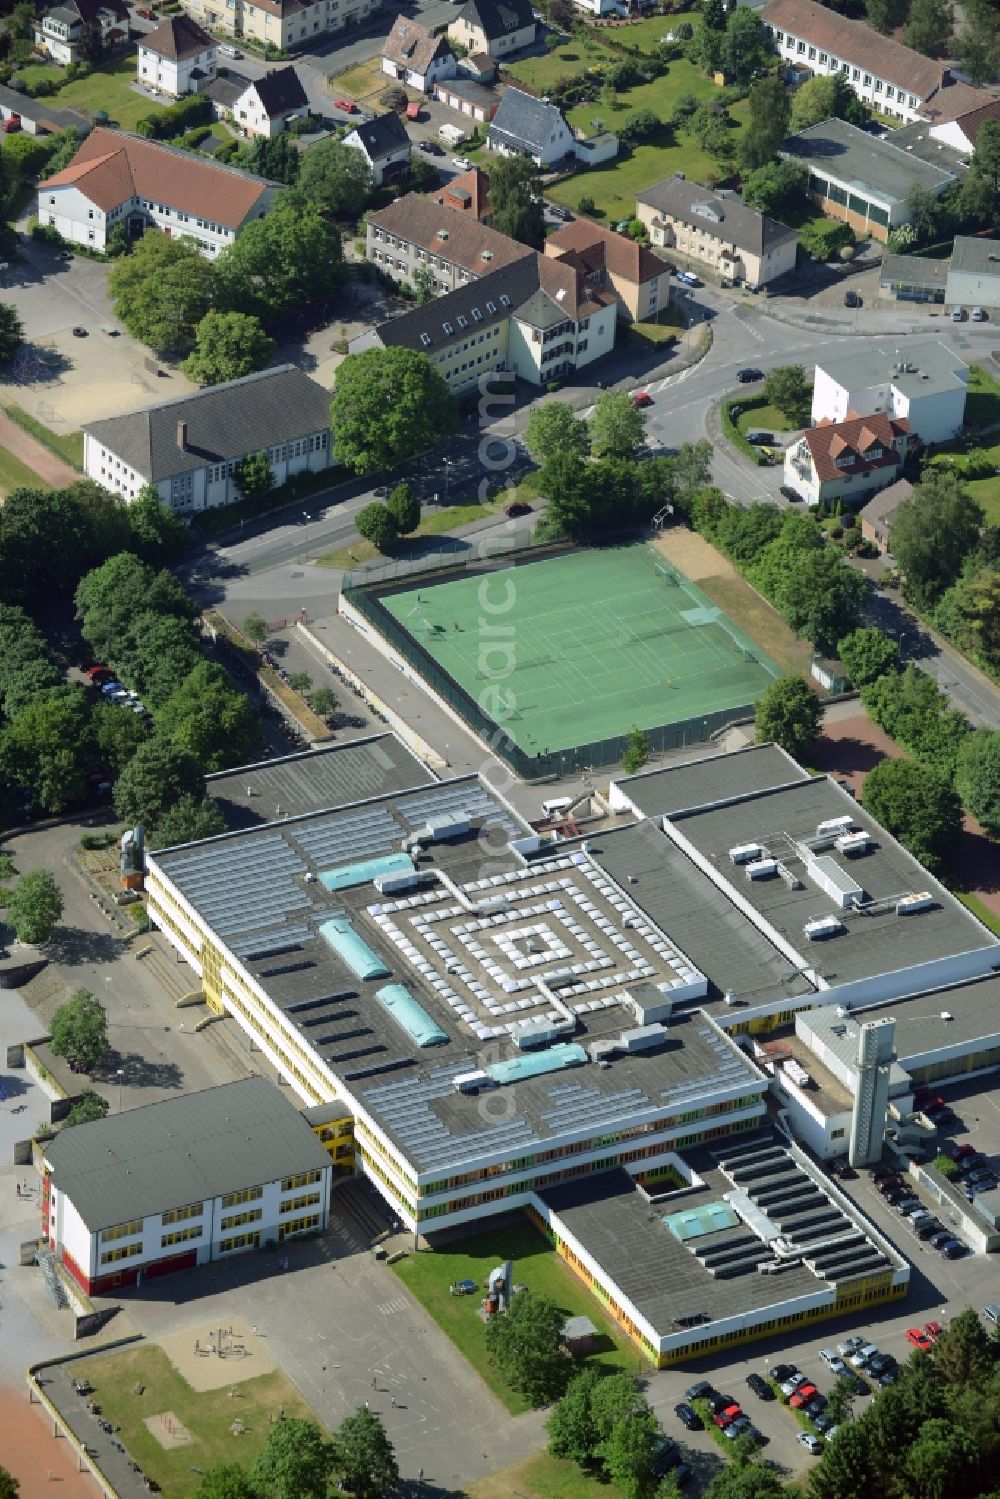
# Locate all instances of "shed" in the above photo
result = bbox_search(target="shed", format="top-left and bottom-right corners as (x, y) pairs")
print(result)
(562, 1315), (597, 1355)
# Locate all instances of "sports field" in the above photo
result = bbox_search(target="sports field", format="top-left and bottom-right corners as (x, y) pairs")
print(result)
(381, 544), (779, 757)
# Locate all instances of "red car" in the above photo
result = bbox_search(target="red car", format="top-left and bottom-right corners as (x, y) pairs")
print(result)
(923, 1322), (943, 1342)
(905, 1328), (933, 1352)
(713, 1405), (742, 1428)
(85, 664), (112, 683)
(629, 390), (652, 407)
(334, 99), (358, 113)
(789, 1385), (818, 1409)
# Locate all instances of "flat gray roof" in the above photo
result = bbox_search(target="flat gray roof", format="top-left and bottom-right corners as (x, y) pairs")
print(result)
(879, 254), (949, 289)
(206, 735), (434, 830)
(949, 234), (1000, 279)
(669, 778), (996, 987)
(615, 743), (808, 820)
(815, 337), (966, 399)
(44, 1077), (331, 1233)
(586, 820), (815, 1014)
(799, 973), (1000, 1074)
(782, 118), (956, 206)
(540, 1139), (902, 1338)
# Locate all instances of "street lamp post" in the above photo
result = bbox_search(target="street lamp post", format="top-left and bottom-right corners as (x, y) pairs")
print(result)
(117, 1068), (125, 1113)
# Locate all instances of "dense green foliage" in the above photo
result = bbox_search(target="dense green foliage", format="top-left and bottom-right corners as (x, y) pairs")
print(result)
(754, 676), (821, 758)
(5, 868), (63, 944)
(50, 988), (109, 1072)
(862, 756), (963, 872)
(484, 1289), (571, 1405)
(331, 347), (457, 474)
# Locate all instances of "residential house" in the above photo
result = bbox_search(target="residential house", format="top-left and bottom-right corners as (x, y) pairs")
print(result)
(35, 0), (129, 66)
(365, 193), (532, 294)
(381, 16), (456, 93)
(779, 118), (956, 242)
(812, 339), (968, 446)
(877, 254), (948, 305)
(41, 1077), (333, 1296)
(436, 166), (492, 222)
(448, 0), (535, 60)
(783, 412), (909, 508)
(634, 177), (797, 288)
(0, 83), (91, 137)
(545, 217), (672, 322)
(859, 478), (913, 552)
(84, 366), (331, 512)
(229, 68), (309, 138)
(343, 112), (411, 188)
(762, 0), (986, 125)
(349, 252), (618, 393)
(181, 0), (384, 53)
(920, 86), (1000, 132)
(39, 127), (278, 256)
(432, 78), (500, 125)
(136, 14), (216, 98)
(487, 89), (576, 168)
(946, 235), (1000, 311)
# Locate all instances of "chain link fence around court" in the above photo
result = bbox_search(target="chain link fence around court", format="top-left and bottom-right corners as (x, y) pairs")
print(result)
(341, 538), (769, 778)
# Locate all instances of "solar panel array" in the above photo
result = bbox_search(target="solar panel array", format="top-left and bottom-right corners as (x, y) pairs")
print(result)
(658, 1026), (750, 1108)
(229, 922), (313, 961)
(290, 807), (403, 867)
(538, 1082), (654, 1135)
(397, 782), (519, 836)
(361, 1062), (541, 1168)
(163, 835), (309, 937)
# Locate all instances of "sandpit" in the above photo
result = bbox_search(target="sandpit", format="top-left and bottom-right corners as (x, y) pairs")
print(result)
(158, 1319), (276, 1393)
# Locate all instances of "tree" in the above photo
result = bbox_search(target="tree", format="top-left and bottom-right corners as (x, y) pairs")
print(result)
(112, 611), (201, 709)
(413, 260), (435, 304)
(218, 199), (342, 321)
(92, 700), (151, 773)
(355, 502), (398, 551)
(251, 1418), (336, 1499)
(50, 988), (109, 1072)
(739, 74), (791, 171)
(108, 233), (215, 357)
(6, 869), (64, 945)
(158, 661), (261, 773)
(113, 736), (206, 830)
(791, 70), (870, 131)
(862, 666), (970, 778)
(235, 451), (275, 507)
(861, 757), (962, 872)
(903, 1417), (978, 1499)
(193, 1465), (258, 1499)
(618, 108), (662, 148)
(182, 311), (275, 386)
(778, 547), (866, 653)
(294, 138), (372, 217)
(932, 1307), (996, 1387)
(331, 347), (457, 475)
(740, 159), (805, 216)
(589, 390), (646, 460)
(488, 155), (546, 250)
(0, 303), (24, 365)
(310, 686), (338, 719)
(239, 132), (300, 185)
(622, 727), (651, 775)
(386, 482), (420, 536)
(64, 1089), (110, 1128)
(955, 0), (1000, 84)
(955, 728), (1000, 835)
(890, 470), (984, 608)
(837, 627), (900, 688)
(824, 1374), (856, 1427)
(289, 672), (312, 694)
(547, 1368), (602, 1465)
(904, 0), (953, 57)
(76, 553), (196, 662)
(243, 613), (269, 646)
(597, 1408), (661, 1499)
(755, 676), (821, 759)
(523, 403), (590, 465)
(8, 1), (35, 39)
(148, 793), (226, 850)
(126, 486), (189, 566)
(967, 119), (1000, 197)
(0, 685), (95, 813)
(334, 1407), (399, 1499)
(763, 364), (810, 425)
(865, 0), (910, 32)
(718, 5), (773, 86)
(484, 1290), (570, 1406)
(932, 1151), (960, 1178)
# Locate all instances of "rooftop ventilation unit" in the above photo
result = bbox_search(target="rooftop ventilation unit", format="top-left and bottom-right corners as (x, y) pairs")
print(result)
(423, 814), (469, 842)
(896, 891), (933, 915)
(619, 1024), (667, 1054)
(940, 1010), (954, 1022)
(807, 855), (863, 909)
(817, 816), (854, 838)
(803, 915), (845, 941)
(729, 842), (764, 865)
(835, 831), (870, 857)
(746, 858), (778, 881)
(453, 1070), (492, 1093)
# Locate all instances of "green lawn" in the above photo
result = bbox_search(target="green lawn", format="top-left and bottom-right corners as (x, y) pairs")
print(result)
(31, 56), (165, 130)
(506, 32), (615, 94)
(736, 402), (794, 436)
(391, 1217), (643, 1414)
(470, 1451), (630, 1499)
(1, 403), (84, 469)
(608, 11), (699, 53)
(955, 891), (1000, 938)
(67, 1344), (316, 1497)
(965, 363), (1000, 433)
(10, 62), (62, 90)
(317, 493), (504, 568)
(0, 444), (54, 496)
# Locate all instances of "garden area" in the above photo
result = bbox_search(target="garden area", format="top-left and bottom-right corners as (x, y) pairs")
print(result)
(390, 1217), (643, 1414)
(10, 55), (166, 131)
(926, 363), (1000, 524)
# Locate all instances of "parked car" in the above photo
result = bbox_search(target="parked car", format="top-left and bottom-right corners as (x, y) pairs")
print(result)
(675, 269), (701, 286)
(928, 1229), (953, 1248)
(674, 1403), (702, 1430)
(971, 306), (987, 320)
(956, 1143), (979, 1160)
(850, 1344), (878, 1368)
(812, 1413), (834, 1434)
(966, 1167), (996, 1184)
(684, 1381), (712, 1403)
(867, 1354), (896, 1375)
(713, 1405), (743, 1429)
(843, 1373), (870, 1396)
(629, 390), (652, 407)
(736, 367), (763, 383)
(746, 1372), (773, 1400)
(451, 155), (473, 170)
(723, 1416), (753, 1439)
(772, 1363), (798, 1382)
(333, 99), (357, 112)
(789, 1384), (819, 1409)
(924, 1321), (943, 1341)
(837, 1337), (864, 1359)
(844, 290), (861, 308)
(707, 1392), (735, 1415)
(450, 1279), (477, 1295)
(797, 1432), (824, 1455)
(906, 1328), (934, 1352)
(820, 1350), (847, 1377)
(419, 139), (445, 156)
(746, 430), (774, 446)
(951, 306), (966, 321)
(958, 1154), (987, 1174)
(504, 502), (532, 518)
(967, 1179), (998, 1196)
(941, 1240), (967, 1259)
(781, 1373), (807, 1396)
(915, 1219), (944, 1240)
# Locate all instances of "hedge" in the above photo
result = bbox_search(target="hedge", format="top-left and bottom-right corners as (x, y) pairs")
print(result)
(722, 396), (769, 466)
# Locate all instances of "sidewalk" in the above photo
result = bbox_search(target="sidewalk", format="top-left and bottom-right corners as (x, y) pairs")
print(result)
(0, 410), (78, 488)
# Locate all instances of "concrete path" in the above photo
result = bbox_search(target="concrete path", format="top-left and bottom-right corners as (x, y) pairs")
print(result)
(0, 410), (78, 488)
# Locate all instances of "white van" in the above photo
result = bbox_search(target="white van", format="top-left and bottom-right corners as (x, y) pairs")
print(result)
(540, 797), (572, 819)
(219, 42), (242, 57)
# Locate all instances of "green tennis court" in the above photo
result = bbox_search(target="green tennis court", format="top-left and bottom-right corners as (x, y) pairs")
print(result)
(381, 544), (779, 757)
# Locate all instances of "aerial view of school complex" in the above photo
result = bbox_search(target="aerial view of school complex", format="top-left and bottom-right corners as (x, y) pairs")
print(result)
(1, 0), (999, 1494)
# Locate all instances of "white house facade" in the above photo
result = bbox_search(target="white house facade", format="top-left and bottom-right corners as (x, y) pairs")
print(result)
(136, 14), (216, 98)
(381, 16), (456, 93)
(487, 88), (575, 168)
(783, 412), (909, 508)
(811, 340), (968, 447)
(231, 67), (309, 138)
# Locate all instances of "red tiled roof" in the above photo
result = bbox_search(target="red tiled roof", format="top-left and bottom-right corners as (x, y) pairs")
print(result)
(926, 92), (1000, 132)
(44, 127), (273, 228)
(368, 192), (532, 274)
(803, 411), (909, 483)
(762, 0), (947, 99)
(440, 166), (491, 220)
(382, 15), (451, 75)
(546, 217), (671, 286)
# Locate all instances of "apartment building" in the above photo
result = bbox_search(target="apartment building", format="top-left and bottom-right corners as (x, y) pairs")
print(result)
(545, 217), (672, 322)
(35, 0), (129, 66)
(783, 411), (910, 508)
(136, 14), (217, 98)
(635, 176), (797, 288)
(38, 127), (278, 256)
(811, 339), (968, 445)
(365, 193), (532, 293)
(182, 0), (382, 52)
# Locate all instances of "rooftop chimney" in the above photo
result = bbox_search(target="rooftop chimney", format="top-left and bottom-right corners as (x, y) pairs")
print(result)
(177, 419), (188, 451)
